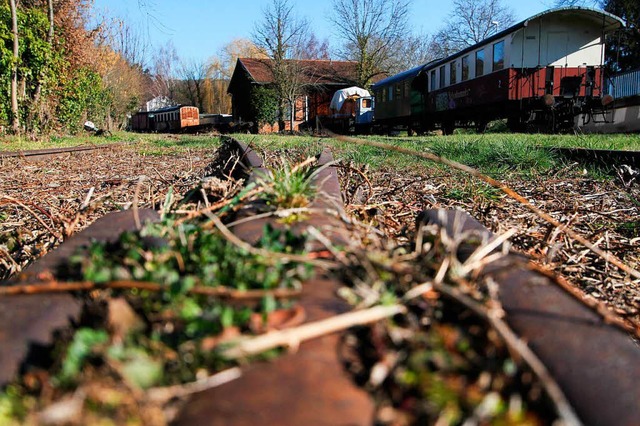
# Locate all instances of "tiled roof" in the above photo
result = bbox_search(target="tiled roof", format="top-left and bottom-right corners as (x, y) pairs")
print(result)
(237, 57), (360, 86)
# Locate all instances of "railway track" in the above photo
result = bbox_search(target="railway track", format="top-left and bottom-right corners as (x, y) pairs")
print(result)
(0, 143), (124, 160)
(548, 146), (640, 168)
(0, 137), (639, 424)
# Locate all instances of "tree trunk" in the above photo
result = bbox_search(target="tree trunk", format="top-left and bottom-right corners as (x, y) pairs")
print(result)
(9, 0), (20, 133)
(28, 0), (54, 130)
(289, 98), (295, 134)
(47, 0), (54, 43)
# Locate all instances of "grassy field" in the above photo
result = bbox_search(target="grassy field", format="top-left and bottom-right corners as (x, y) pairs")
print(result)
(0, 132), (220, 154)
(234, 131), (640, 178)
(2, 130), (639, 177)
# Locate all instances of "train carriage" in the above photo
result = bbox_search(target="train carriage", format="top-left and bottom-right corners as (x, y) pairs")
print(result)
(130, 105), (200, 132)
(372, 7), (624, 134)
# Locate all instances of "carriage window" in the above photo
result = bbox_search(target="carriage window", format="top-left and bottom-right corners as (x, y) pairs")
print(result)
(395, 83), (401, 98)
(439, 66), (446, 88)
(462, 55), (469, 81)
(430, 70), (436, 91)
(404, 80), (410, 97)
(450, 61), (457, 85)
(388, 85), (393, 101)
(382, 88), (387, 102)
(476, 49), (484, 77)
(493, 41), (504, 71)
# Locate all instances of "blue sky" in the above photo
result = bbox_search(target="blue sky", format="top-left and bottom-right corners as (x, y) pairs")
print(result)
(92, 0), (552, 64)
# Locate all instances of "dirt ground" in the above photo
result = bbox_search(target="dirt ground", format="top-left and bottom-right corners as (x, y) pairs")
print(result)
(342, 165), (640, 331)
(1, 141), (639, 330)
(0, 144), (214, 280)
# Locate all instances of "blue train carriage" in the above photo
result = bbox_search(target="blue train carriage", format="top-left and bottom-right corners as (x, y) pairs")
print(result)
(324, 87), (375, 134)
(373, 7), (624, 134)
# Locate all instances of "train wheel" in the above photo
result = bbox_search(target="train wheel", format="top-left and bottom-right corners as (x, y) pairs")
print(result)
(442, 121), (455, 135)
(507, 116), (525, 133)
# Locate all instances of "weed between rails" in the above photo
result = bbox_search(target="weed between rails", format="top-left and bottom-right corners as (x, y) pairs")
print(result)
(0, 152), (321, 424)
(337, 222), (557, 425)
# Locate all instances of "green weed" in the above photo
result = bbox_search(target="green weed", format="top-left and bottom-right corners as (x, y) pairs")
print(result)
(257, 158), (319, 210)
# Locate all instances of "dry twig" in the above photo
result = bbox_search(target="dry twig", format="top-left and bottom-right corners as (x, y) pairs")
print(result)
(327, 132), (640, 281)
(430, 279), (582, 426)
(222, 304), (405, 359)
(0, 279), (302, 300)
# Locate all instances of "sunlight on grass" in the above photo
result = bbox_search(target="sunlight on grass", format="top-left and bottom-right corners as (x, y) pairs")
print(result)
(0, 132), (221, 154)
(5, 130), (636, 179)
(236, 131), (640, 179)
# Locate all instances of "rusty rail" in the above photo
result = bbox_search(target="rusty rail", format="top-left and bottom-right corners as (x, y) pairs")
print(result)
(1, 137), (639, 424)
(421, 209), (640, 426)
(548, 146), (640, 168)
(0, 143), (124, 160)
(0, 209), (159, 386)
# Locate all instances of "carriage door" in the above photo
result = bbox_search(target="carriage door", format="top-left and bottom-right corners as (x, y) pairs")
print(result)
(545, 31), (568, 66)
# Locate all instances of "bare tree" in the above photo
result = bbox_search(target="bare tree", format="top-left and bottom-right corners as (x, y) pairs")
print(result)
(102, 50), (148, 129)
(9, 0), (19, 133)
(434, 0), (516, 54)
(178, 58), (209, 111)
(253, 0), (310, 131)
(151, 42), (180, 103)
(28, 0), (55, 128)
(300, 33), (331, 60)
(396, 32), (443, 70)
(205, 38), (265, 115)
(552, 0), (599, 6)
(219, 38), (265, 79)
(106, 17), (150, 68)
(329, 0), (410, 87)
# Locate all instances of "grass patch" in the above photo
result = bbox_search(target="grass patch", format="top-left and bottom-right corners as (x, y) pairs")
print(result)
(0, 133), (124, 151)
(0, 132), (221, 155)
(234, 131), (639, 179)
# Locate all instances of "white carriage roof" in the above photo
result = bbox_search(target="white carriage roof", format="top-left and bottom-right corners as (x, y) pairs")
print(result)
(373, 7), (625, 89)
(524, 7), (624, 32)
(430, 7), (624, 70)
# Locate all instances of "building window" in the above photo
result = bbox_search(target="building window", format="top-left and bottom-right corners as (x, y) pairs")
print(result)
(462, 55), (469, 81)
(430, 69), (436, 91)
(439, 65), (446, 88)
(493, 40), (505, 71)
(476, 49), (484, 77)
(450, 61), (457, 85)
